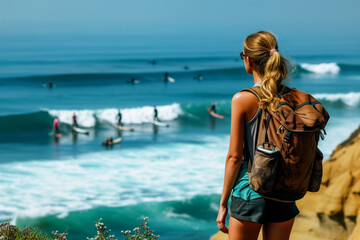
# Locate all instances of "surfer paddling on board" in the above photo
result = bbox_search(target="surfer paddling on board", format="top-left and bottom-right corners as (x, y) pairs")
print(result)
(46, 82), (54, 89)
(103, 136), (113, 147)
(194, 74), (203, 80)
(102, 136), (122, 147)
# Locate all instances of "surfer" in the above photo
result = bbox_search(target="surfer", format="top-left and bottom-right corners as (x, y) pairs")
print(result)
(103, 137), (112, 146)
(211, 102), (216, 113)
(72, 113), (78, 128)
(194, 74), (203, 80)
(152, 60), (156, 65)
(164, 72), (169, 83)
(184, 65), (189, 70)
(117, 110), (123, 126)
(102, 136), (121, 147)
(207, 102), (224, 119)
(53, 117), (60, 134)
(154, 106), (159, 121)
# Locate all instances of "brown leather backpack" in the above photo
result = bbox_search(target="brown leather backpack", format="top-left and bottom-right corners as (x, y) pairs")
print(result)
(242, 86), (330, 202)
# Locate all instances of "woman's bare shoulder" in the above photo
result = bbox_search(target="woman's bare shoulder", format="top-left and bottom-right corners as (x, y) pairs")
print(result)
(232, 91), (258, 107)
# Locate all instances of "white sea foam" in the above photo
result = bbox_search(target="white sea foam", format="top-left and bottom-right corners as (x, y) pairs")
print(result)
(47, 103), (182, 127)
(166, 209), (194, 219)
(0, 135), (227, 221)
(318, 115), (359, 158)
(314, 92), (360, 108)
(300, 62), (340, 74)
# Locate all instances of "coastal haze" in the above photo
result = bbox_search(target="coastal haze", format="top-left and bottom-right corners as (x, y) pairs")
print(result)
(1, 0), (360, 239)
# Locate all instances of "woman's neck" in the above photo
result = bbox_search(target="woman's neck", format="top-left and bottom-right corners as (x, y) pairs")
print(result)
(253, 71), (262, 85)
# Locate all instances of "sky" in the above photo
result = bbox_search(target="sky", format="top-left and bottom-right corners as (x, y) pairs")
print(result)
(0, 0), (359, 54)
(1, 0), (359, 36)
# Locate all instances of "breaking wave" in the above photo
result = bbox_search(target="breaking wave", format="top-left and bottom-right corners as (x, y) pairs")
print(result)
(300, 62), (340, 74)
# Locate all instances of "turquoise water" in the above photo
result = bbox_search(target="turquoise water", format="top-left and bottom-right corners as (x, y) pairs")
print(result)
(1, 35), (360, 239)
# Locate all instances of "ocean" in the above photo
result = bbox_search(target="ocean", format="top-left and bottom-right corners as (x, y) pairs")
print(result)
(0, 34), (360, 239)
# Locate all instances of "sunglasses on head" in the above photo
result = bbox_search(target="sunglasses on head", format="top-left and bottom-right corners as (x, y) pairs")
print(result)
(240, 52), (247, 60)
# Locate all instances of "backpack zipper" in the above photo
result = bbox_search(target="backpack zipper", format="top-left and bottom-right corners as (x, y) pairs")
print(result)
(276, 101), (320, 110)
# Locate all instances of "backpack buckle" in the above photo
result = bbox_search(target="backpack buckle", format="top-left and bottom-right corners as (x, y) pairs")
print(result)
(277, 125), (285, 134)
(283, 131), (292, 143)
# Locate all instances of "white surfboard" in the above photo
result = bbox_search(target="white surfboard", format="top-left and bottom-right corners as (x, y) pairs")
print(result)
(167, 77), (175, 83)
(72, 126), (90, 134)
(152, 120), (169, 127)
(113, 124), (134, 131)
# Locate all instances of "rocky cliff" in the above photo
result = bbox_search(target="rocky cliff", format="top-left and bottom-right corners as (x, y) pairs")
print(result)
(211, 125), (360, 240)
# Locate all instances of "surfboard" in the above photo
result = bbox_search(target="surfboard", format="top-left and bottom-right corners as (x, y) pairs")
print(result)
(55, 133), (62, 138)
(113, 124), (134, 131)
(152, 120), (169, 127)
(72, 126), (90, 134)
(126, 79), (140, 84)
(207, 107), (225, 119)
(167, 77), (175, 83)
(102, 137), (122, 146)
(112, 137), (122, 144)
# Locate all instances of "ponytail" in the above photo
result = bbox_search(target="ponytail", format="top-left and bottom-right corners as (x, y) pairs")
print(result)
(243, 31), (291, 112)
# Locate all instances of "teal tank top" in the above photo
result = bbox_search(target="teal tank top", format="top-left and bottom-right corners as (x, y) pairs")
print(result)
(231, 103), (262, 200)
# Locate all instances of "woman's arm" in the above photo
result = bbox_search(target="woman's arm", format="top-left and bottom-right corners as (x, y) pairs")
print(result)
(216, 91), (257, 233)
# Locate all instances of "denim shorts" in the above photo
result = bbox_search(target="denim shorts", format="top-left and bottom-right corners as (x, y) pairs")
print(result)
(230, 196), (299, 224)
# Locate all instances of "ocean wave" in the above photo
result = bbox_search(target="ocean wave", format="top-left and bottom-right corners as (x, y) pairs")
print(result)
(0, 66), (247, 83)
(0, 101), (233, 135)
(15, 194), (221, 239)
(314, 92), (360, 108)
(300, 62), (340, 74)
(0, 139), (227, 221)
(2, 62), (360, 83)
(47, 103), (182, 127)
(1, 92), (358, 135)
(0, 104), (184, 135)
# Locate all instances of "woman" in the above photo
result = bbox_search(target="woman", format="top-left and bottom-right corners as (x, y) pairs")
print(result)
(216, 31), (299, 240)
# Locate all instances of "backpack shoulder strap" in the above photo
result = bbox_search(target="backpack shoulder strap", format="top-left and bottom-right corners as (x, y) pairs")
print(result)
(240, 86), (262, 100)
(239, 86), (262, 169)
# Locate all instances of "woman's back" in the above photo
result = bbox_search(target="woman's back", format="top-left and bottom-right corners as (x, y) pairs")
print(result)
(217, 31), (300, 240)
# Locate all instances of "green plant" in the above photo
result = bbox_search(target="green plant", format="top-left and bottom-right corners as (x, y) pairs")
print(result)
(0, 221), (54, 240)
(86, 218), (116, 240)
(121, 217), (159, 240)
(0, 217), (159, 240)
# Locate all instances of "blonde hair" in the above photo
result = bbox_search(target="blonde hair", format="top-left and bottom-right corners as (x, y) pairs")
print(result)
(244, 31), (290, 112)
